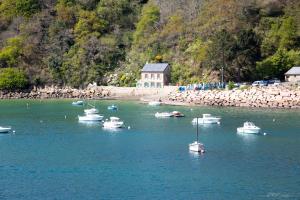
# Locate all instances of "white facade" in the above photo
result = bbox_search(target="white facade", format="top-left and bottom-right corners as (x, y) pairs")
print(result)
(137, 63), (170, 88)
(138, 72), (165, 88)
(285, 67), (300, 83)
(285, 75), (300, 83)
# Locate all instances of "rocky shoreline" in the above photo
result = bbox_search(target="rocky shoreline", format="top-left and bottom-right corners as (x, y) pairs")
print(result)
(0, 86), (110, 99)
(167, 85), (300, 109)
(0, 85), (176, 100)
(1, 85), (300, 109)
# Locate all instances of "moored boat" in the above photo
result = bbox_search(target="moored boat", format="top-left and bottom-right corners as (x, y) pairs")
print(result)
(103, 117), (124, 128)
(189, 118), (205, 153)
(84, 108), (99, 114)
(192, 114), (221, 124)
(107, 105), (118, 110)
(0, 126), (11, 133)
(172, 111), (184, 117)
(148, 101), (161, 106)
(78, 114), (103, 121)
(155, 112), (173, 118)
(189, 141), (205, 153)
(237, 122), (261, 134)
(72, 100), (84, 106)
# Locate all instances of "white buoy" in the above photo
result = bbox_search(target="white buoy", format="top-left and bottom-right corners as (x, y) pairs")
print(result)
(273, 118), (276, 122)
(128, 126), (131, 130)
(190, 109), (193, 111)
(217, 121), (221, 125)
(65, 115), (67, 119)
(263, 132), (267, 136)
(13, 130), (16, 134)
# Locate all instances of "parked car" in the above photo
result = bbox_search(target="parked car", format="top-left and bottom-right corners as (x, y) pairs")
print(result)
(268, 79), (281, 86)
(252, 80), (268, 87)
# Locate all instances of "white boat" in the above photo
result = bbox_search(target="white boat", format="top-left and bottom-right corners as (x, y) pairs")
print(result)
(84, 108), (99, 114)
(78, 114), (103, 121)
(155, 112), (173, 118)
(189, 118), (205, 153)
(192, 114), (221, 124)
(103, 117), (124, 128)
(72, 100), (84, 106)
(0, 126), (11, 133)
(189, 141), (205, 153)
(148, 101), (161, 106)
(107, 105), (118, 110)
(172, 111), (184, 117)
(237, 122), (261, 134)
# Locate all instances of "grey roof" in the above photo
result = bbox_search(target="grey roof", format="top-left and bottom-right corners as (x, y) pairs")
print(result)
(285, 66), (300, 75)
(141, 63), (169, 72)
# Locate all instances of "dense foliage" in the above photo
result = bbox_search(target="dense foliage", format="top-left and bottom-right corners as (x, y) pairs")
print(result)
(0, 0), (299, 88)
(0, 68), (28, 90)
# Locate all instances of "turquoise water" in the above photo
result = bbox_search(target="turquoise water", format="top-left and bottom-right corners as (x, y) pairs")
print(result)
(0, 100), (300, 199)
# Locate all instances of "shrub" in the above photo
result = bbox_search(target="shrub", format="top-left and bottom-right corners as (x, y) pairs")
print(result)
(227, 81), (235, 90)
(0, 68), (29, 90)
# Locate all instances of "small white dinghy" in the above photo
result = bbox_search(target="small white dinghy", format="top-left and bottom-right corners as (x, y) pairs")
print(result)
(189, 141), (205, 153)
(78, 114), (103, 121)
(72, 100), (84, 106)
(192, 114), (221, 124)
(189, 118), (205, 153)
(155, 112), (173, 118)
(0, 126), (11, 133)
(148, 101), (161, 106)
(84, 108), (99, 114)
(237, 122), (261, 134)
(103, 117), (124, 129)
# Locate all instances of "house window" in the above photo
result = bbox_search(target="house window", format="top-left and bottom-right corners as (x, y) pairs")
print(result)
(151, 82), (155, 87)
(144, 82), (149, 87)
(144, 74), (148, 79)
(151, 74), (154, 79)
(157, 74), (160, 80)
(157, 83), (162, 88)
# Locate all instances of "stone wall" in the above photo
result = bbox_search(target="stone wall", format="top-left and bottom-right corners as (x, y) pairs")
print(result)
(0, 86), (109, 99)
(167, 85), (300, 108)
(0, 86), (177, 100)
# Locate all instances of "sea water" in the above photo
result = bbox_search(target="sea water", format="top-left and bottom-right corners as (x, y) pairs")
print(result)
(0, 100), (300, 199)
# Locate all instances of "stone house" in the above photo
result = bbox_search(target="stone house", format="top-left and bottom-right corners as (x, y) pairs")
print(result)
(137, 63), (171, 88)
(285, 66), (300, 82)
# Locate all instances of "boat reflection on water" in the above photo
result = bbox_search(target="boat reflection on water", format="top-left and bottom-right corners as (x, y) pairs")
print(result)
(189, 150), (205, 158)
(237, 131), (258, 143)
(102, 127), (123, 133)
(78, 121), (101, 127)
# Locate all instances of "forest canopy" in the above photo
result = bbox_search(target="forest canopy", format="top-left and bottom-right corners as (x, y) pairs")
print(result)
(0, 0), (299, 88)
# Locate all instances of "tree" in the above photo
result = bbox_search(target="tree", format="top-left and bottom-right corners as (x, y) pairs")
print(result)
(0, 36), (24, 68)
(257, 48), (300, 79)
(207, 29), (235, 82)
(231, 29), (261, 81)
(0, 68), (29, 90)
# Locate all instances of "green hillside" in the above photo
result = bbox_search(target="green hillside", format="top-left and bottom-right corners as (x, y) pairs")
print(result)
(0, 0), (299, 89)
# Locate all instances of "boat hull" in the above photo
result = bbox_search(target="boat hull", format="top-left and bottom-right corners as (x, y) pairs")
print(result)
(78, 115), (103, 121)
(237, 127), (261, 134)
(155, 113), (173, 118)
(189, 142), (205, 153)
(192, 118), (221, 124)
(84, 109), (99, 115)
(107, 106), (118, 110)
(72, 101), (84, 106)
(103, 122), (124, 129)
(148, 101), (161, 106)
(0, 127), (11, 133)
